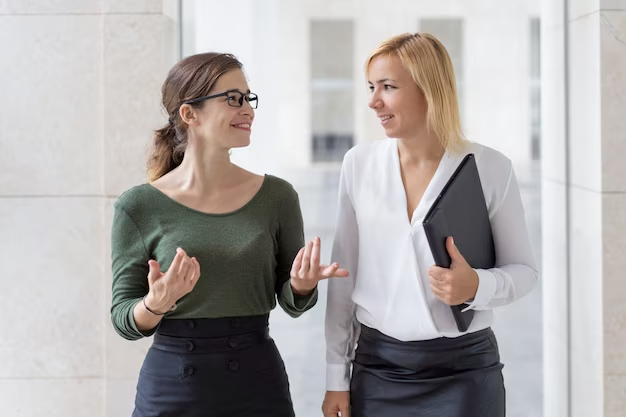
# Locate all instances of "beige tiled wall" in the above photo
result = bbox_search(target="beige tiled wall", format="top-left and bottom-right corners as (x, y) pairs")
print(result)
(0, 1), (172, 416)
(542, 1), (626, 417)
(600, 7), (626, 417)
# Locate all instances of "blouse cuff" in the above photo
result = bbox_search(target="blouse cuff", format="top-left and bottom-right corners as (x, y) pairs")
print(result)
(462, 269), (497, 311)
(326, 363), (352, 391)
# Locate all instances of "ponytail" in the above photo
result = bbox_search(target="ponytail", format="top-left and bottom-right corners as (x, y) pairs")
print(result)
(146, 121), (186, 182)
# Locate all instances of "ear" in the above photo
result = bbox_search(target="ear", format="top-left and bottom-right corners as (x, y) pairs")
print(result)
(179, 104), (199, 126)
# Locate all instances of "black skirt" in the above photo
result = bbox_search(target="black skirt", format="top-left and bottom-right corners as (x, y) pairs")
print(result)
(133, 314), (294, 417)
(350, 325), (505, 417)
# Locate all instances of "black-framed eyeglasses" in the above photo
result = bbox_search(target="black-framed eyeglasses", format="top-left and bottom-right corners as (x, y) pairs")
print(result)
(182, 89), (258, 109)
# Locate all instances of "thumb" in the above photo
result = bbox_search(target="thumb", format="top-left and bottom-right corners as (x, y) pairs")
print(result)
(447, 237), (464, 263)
(147, 259), (161, 284)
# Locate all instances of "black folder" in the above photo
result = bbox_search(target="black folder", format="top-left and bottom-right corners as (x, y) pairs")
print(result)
(422, 153), (495, 332)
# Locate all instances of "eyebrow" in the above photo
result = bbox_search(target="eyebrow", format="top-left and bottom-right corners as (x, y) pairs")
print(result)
(226, 88), (251, 94)
(367, 78), (397, 84)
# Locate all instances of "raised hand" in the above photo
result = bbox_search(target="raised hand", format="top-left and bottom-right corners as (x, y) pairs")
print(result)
(290, 237), (349, 295)
(428, 237), (479, 305)
(144, 247), (201, 314)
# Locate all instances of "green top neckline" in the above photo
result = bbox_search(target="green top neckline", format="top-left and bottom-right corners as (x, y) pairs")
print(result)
(144, 174), (269, 218)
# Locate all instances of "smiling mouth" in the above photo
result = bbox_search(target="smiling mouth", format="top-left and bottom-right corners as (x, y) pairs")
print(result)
(231, 123), (251, 130)
(379, 115), (394, 124)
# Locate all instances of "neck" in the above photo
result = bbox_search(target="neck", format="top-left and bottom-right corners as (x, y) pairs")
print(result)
(397, 130), (445, 166)
(171, 135), (236, 193)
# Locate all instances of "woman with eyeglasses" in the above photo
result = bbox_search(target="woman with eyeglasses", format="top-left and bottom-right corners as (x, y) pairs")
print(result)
(110, 52), (348, 417)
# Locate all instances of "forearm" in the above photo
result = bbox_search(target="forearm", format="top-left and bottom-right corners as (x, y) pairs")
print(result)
(132, 296), (166, 332)
(278, 279), (318, 317)
(291, 279), (315, 296)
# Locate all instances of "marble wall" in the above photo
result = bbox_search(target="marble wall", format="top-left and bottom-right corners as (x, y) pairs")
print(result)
(0, 1), (174, 415)
(542, 0), (626, 416)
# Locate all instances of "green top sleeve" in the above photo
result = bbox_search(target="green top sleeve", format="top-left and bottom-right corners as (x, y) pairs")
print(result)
(275, 193), (318, 317)
(110, 205), (158, 340)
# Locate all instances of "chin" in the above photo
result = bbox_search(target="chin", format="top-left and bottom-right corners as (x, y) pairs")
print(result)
(231, 139), (251, 149)
(382, 127), (398, 138)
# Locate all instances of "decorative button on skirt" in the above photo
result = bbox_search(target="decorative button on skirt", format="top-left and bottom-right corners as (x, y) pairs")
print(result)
(133, 314), (294, 417)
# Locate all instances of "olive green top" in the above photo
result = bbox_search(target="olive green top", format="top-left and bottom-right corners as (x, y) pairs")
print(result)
(110, 175), (318, 340)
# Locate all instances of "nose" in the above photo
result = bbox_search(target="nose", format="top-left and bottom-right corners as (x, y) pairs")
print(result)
(239, 101), (254, 117)
(368, 91), (382, 110)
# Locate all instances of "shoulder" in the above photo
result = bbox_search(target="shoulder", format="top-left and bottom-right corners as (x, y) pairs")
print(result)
(462, 141), (512, 181)
(469, 142), (512, 170)
(461, 142), (515, 211)
(341, 139), (394, 177)
(263, 174), (299, 202)
(114, 184), (155, 216)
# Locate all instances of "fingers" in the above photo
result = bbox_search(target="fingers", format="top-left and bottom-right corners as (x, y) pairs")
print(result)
(290, 247), (305, 278)
(178, 249), (192, 278)
(322, 403), (340, 417)
(429, 274), (446, 292)
(428, 265), (447, 281)
(339, 403), (351, 417)
(147, 260), (161, 284)
(333, 267), (350, 278)
(299, 241), (313, 276)
(312, 263), (350, 280)
(186, 257), (200, 285)
(192, 257), (200, 281)
(310, 236), (321, 271)
(431, 282), (453, 305)
(320, 263), (350, 279)
(322, 263), (338, 277)
(168, 248), (185, 275)
(166, 248), (197, 286)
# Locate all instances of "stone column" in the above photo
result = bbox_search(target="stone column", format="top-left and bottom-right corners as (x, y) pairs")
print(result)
(542, 0), (626, 416)
(0, 1), (175, 416)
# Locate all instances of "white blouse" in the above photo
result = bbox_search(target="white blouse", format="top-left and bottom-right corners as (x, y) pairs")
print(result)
(325, 139), (538, 391)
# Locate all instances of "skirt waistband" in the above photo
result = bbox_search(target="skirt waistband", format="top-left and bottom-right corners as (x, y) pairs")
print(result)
(359, 324), (493, 352)
(153, 314), (271, 354)
(156, 314), (269, 338)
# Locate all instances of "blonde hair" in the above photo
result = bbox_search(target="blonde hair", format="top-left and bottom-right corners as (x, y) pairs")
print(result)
(365, 32), (466, 152)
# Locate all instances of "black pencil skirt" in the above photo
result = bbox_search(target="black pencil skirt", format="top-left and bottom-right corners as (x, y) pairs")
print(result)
(132, 314), (294, 417)
(350, 325), (505, 417)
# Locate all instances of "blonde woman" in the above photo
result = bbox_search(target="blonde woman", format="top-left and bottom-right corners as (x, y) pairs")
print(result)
(322, 33), (538, 417)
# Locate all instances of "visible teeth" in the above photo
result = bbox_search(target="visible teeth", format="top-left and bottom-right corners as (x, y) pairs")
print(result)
(234, 124), (250, 128)
(380, 115), (393, 121)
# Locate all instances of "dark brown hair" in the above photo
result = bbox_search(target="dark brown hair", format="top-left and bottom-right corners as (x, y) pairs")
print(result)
(147, 53), (243, 182)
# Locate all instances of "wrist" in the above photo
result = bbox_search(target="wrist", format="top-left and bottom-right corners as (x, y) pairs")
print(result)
(471, 270), (479, 298)
(290, 279), (315, 296)
(144, 293), (176, 315)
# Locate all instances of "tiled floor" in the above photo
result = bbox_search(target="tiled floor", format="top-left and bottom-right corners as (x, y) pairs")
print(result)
(269, 161), (543, 417)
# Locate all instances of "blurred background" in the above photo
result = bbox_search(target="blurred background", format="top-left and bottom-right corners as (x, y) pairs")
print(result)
(0, 0), (624, 416)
